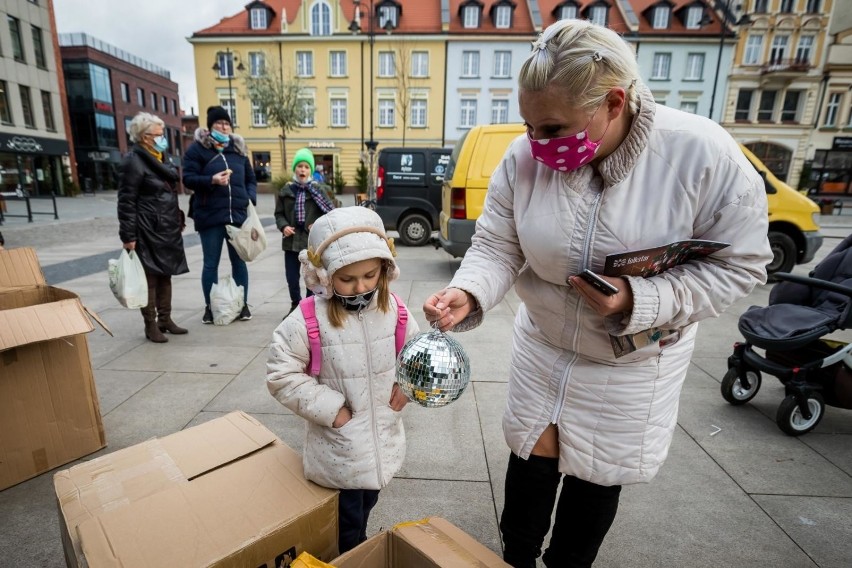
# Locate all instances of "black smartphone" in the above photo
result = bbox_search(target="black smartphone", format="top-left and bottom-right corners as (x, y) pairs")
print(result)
(577, 269), (619, 296)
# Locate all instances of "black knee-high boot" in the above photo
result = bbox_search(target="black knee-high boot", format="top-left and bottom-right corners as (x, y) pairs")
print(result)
(542, 475), (622, 568)
(500, 452), (562, 568)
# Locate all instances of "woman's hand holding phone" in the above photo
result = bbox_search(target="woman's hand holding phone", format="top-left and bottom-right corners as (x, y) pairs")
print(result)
(568, 270), (633, 317)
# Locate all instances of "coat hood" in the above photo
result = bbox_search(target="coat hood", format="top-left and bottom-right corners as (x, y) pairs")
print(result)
(193, 127), (249, 156)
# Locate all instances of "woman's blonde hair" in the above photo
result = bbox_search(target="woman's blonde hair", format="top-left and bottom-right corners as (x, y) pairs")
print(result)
(127, 112), (165, 143)
(326, 261), (392, 328)
(519, 19), (641, 114)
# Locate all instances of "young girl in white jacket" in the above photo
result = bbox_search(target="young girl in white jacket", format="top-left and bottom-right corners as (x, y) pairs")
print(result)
(266, 206), (419, 554)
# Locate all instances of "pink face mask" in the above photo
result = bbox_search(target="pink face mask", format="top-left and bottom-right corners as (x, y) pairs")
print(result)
(528, 112), (609, 172)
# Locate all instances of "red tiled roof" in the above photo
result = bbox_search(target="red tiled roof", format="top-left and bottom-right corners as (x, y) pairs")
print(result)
(630, 0), (724, 36)
(448, 0), (536, 34)
(535, 1), (628, 34)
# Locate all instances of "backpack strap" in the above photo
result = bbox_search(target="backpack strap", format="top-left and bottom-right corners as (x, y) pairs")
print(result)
(299, 297), (322, 377)
(391, 292), (409, 354)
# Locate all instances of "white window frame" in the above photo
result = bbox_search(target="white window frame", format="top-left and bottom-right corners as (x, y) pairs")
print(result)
(491, 99), (509, 124)
(120, 82), (129, 103)
(251, 100), (267, 127)
(680, 101), (698, 114)
(220, 96), (237, 126)
(379, 5), (398, 28)
(250, 8), (267, 30)
(651, 53), (671, 80)
(462, 51), (480, 77)
(329, 51), (347, 77)
(685, 53), (704, 81)
(310, 1), (332, 36)
(460, 98), (477, 127)
(410, 98), (427, 127)
(463, 5), (480, 28)
(744, 35), (763, 65)
(299, 96), (316, 127)
(378, 98), (395, 127)
(796, 35), (814, 64)
(589, 5), (607, 26)
(297, 51), (314, 77)
(249, 52), (265, 77)
(493, 51), (511, 78)
(379, 51), (395, 77)
(559, 4), (578, 20)
(411, 51), (429, 77)
(780, 90), (802, 122)
(495, 5), (511, 29)
(770, 35), (789, 64)
(330, 97), (347, 127)
(217, 52), (234, 78)
(685, 6), (703, 29)
(825, 92), (841, 127)
(652, 6), (670, 29)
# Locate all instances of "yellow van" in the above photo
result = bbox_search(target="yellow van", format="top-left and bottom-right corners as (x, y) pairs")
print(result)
(438, 124), (823, 278)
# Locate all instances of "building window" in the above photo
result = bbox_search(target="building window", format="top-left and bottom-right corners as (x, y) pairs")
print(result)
(685, 6), (703, 29)
(588, 5), (607, 26)
(19, 85), (35, 127)
(249, 52), (265, 77)
(151, 92), (158, 111)
(136, 87), (145, 107)
(299, 97), (315, 126)
(769, 35), (789, 65)
(379, 52), (395, 77)
(250, 7), (268, 29)
(806, 0), (821, 14)
(0, 81), (13, 124)
(491, 99), (509, 124)
(411, 98), (427, 127)
(685, 53), (704, 80)
(172, 99), (178, 115)
(379, 98), (395, 127)
(120, 82), (130, 103)
(494, 5), (512, 29)
(9, 16), (25, 62)
(651, 53), (671, 80)
(780, 90), (801, 122)
(744, 35), (763, 65)
(735, 89), (753, 121)
(680, 101), (698, 114)
(251, 100), (266, 126)
(824, 92), (841, 127)
(217, 52), (235, 78)
(297, 51), (313, 77)
(311, 1), (332, 36)
(462, 51), (480, 77)
(379, 5), (398, 28)
(493, 51), (511, 78)
(754, 0), (768, 12)
(41, 90), (55, 131)
(757, 90), (777, 122)
(559, 3), (578, 20)
(32, 25), (47, 68)
(329, 51), (347, 77)
(331, 98), (347, 127)
(220, 97), (237, 126)
(90, 64), (112, 103)
(779, 0), (794, 12)
(652, 6), (670, 29)
(460, 99), (477, 127)
(411, 51), (429, 77)
(463, 5), (480, 28)
(796, 36), (814, 64)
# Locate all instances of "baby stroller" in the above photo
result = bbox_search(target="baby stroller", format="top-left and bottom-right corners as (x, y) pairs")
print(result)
(721, 234), (852, 436)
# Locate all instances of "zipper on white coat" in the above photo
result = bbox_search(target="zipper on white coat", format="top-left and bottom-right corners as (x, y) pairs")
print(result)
(358, 310), (384, 486)
(551, 190), (604, 424)
(218, 153), (233, 224)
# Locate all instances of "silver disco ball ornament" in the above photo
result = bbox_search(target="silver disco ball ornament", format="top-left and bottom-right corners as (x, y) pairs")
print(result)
(396, 329), (471, 408)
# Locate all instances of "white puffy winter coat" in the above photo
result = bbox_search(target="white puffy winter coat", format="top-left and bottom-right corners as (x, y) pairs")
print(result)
(449, 86), (773, 486)
(267, 295), (419, 490)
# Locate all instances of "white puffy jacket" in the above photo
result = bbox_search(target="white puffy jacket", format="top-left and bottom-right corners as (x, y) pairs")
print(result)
(449, 86), (773, 486)
(267, 295), (419, 490)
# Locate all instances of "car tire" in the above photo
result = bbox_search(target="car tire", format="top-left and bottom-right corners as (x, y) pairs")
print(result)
(766, 231), (796, 281)
(398, 213), (432, 247)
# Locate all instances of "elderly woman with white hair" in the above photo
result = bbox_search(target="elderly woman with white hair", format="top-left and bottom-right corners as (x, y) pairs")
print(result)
(118, 112), (189, 343)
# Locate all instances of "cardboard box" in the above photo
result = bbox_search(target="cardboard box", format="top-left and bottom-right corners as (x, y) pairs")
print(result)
(0, 247), (107, 491)
(54, 411), (339, 568)
(332, 517), (510, 567)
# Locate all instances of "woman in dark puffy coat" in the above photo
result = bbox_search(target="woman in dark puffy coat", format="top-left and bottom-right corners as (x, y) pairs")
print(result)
(182, 106), (257, 324)
(118, 112), (189, 343)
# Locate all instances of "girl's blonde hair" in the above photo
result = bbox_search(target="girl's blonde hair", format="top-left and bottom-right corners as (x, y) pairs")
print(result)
(327, 260), (392, 328)
(519, 19), (641, 114)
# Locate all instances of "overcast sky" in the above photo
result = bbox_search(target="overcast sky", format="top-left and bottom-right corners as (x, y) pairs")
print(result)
(54, 0), (240, 115)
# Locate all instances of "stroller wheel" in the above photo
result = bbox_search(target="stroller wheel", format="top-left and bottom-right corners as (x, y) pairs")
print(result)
(721, 368), (762, 405)
(776, 393), (825, 436)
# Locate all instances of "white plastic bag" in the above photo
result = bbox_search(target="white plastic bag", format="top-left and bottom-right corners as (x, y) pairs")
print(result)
(108, 249), (148, 309)
(226, 202), (267, 262)
(210, 275), (245, 325)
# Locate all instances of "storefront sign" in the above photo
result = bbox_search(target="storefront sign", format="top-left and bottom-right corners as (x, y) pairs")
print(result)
(308, 141), (336, 149)
(94, 101), (113, 113)
(832, 137), (852, 151)
(0, 132), (69, 155)
(5, 136), (43, 153)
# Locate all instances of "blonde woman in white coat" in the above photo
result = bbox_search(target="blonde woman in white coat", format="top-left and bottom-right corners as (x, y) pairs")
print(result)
(267, 207), (419, 555)
(424, 19), (773, 568)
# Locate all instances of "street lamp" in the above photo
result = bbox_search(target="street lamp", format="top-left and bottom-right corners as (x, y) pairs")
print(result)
(706, 1), (751, 121)
(211, 47), (245, 129)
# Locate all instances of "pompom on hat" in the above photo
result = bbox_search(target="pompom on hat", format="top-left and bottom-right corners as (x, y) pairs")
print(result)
(299, 207), (399, 298)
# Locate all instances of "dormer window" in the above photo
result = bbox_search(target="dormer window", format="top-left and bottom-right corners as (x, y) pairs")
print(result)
(492, 1), (514, 29)
(250, 8), (268, 29)
(652, 6), (670, 29)
(585, 2), (609, 27)
(310, 0), (332, 36)
(460, 1), (483, 29)
(377, 1), (400, 30)
(556, 2), (579, 20)
(685, 5), (704, 29)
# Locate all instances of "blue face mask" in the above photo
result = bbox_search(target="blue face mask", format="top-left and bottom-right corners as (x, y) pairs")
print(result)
(210, 129), (230, 144)
(153, 135), (168, 152)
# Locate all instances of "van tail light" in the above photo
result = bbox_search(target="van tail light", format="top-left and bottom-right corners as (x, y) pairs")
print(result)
(376, 166), (385, 201)
(451, 188), (466, 220)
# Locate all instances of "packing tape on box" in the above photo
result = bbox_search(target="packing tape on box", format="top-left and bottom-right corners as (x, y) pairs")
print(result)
(392, 518), (491, 567)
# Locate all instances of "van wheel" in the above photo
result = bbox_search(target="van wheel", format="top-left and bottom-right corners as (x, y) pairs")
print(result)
(766, 231), (796, 281)
(398, 214), (432, 247)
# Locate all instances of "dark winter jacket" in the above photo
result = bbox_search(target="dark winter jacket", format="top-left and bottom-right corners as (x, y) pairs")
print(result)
(274, 181), (331, 252)
(117, 145), (189, 276)
(182, 128), (257, 232)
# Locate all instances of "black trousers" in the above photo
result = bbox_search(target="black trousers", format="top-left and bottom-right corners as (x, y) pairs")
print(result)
(501, 452), (622, 568)
(338, 488), (380, 555)
(284, 249), (312, 304)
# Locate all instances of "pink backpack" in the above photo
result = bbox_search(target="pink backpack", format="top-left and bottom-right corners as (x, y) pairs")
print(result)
(299, 292), (409, 377)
